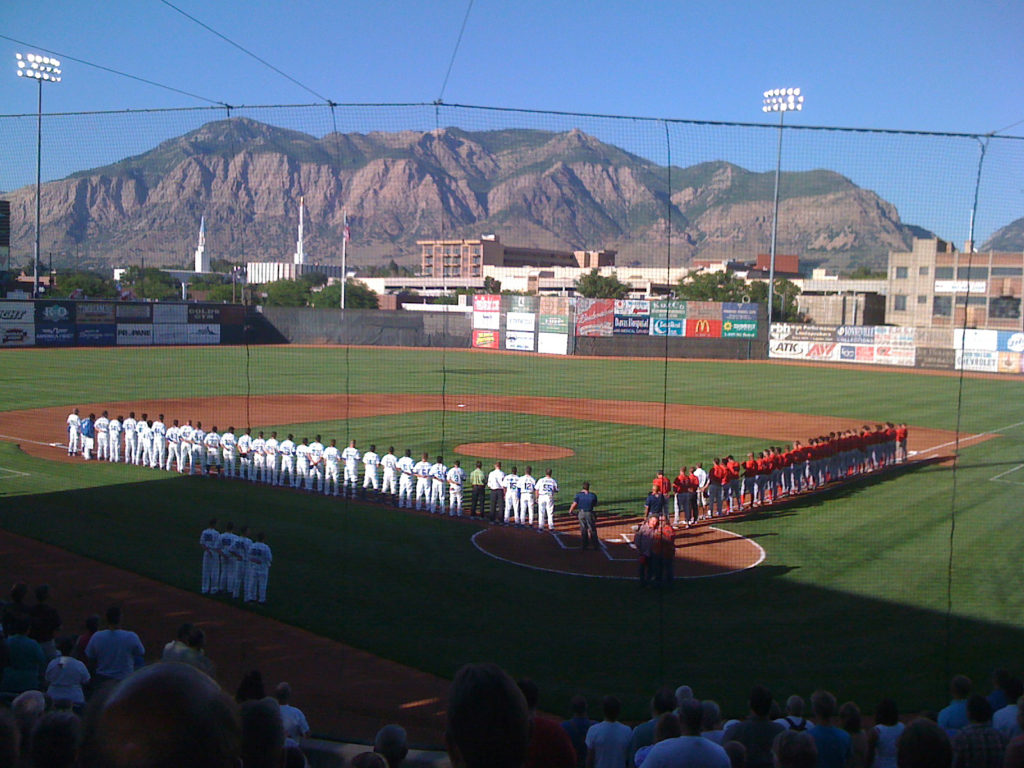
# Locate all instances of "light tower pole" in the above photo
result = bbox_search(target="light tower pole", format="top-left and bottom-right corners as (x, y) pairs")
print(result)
(15, 53), (62, 298)
(761, 87), (803, 327)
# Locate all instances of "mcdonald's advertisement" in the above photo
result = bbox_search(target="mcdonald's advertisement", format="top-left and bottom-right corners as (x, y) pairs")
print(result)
(685, 318), (722, 337)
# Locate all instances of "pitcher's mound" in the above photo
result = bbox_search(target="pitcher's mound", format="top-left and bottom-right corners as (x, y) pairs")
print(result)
(455, 442), (575, 460)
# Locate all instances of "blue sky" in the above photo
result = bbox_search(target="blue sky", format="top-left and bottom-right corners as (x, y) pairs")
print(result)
(1, 0), (1022, 243)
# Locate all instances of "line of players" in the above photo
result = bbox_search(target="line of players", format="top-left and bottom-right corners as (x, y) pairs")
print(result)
(198, 520), (271, 604)
(668, 423), (909, 526)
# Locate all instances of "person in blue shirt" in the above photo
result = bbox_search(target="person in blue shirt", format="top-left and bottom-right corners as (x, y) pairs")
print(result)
(569, 481), (599, 551)
(80, 413), (96, 461)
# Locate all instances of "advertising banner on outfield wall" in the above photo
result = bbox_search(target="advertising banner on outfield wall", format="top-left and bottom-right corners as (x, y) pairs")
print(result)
(874, 326), (916, 347)
(186, 324), (220, 345)
(537, 332), (569, 355)
(722, 302), (758, 321)
(770, 324), (837, 342)
(956, 349), (998, 372)
(954, 328), (998, 351)
(539, 296), (570, 316)
(805, 342), (840, 361)
(75, 302), (116, 324)
(651, 300), (687, 320)
(153, 304), (188, 324)
(613, 314), (650, 334)
(76, 324), (117, 346)
(504, 330), (535, 351)
(614, 299), (650, 316)
(473, 311), (500, 330)
(35, 300), (75, 326)
(187, 305), (225, 324)
(538, 314), (569, 334)
(117, 324), (153, 345)
(35, 323), (75, 347)
(153, 323), (189, 345)
(998, 352), (1023, 374)
(722, 319), (757, 338)
(649, 317), (684, 336)
(997, 331), (1024, 353)
(472, 330), (499, 349)
(873, 346), (916, 367)
(0, 322), (35, 347)
(686, 301), (720, 320)
(915, 327), (953, 348)
(575, 299), (614, 336)
(685, 318), (722, 338)
(506, 311), (536, 332)
(473, 294), (500, 313)
(116, 303), (152, 321)
(504, 295), (538, 313)
(0, 301), (33, 324)
(916, 347), (956, 370)
(836, 325), (876, 344)
(769, 339), (809, 358)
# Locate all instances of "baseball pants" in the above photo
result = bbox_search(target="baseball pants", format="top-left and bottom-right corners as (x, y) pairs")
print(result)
(307, 465), (322, 492)
(398, 476), (413, 508)
(67, 428), (79, 456)
(202, 552), (221, 594)
(253, 456), (265, 483)
(382, 469), (397, 497)
(449, 486), (463, 515)
(363, 470), (379, 491)
(520, 495), (535, 525)
(504, 492), (520, 524)
(108, 435), (121, 463)
(222, 452), (236, 478)
(324, 464), (341, 495)
(124, 435), (136, 463)
(152, 441), (166, 469)
(139, 441), (151, 467)
(343, 465), (358, 494)
(166, 444), (179, 471)
(97, 434), (108, 461)
(415, 478), (430, 510)
(538, 497), (555, 529)
(430, 481), (446, 514)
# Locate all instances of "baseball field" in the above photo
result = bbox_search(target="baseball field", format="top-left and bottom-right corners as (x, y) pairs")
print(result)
(1, 344), (1023, 736)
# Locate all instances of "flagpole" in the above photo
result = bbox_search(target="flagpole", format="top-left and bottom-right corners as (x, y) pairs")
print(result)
(340, 209), (347, 310)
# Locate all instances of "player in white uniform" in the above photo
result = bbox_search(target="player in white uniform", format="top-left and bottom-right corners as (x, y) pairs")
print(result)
(341, 441), (360, 498)
(264, 432), (280, 485)
(199, 519), (221, 594)
(380, 447), (399, 503)
(178, 420), (194, 474)
(107, 415), (122, 463)
(518, 467), (537, 526)
(536, 469), (559, 530)
(429, 456), (448, 514)
(307, 436), (325, 492)
(122, 412), (137, 464)
(413, 453), (432, 511)
(396, 449), (415, 508)
(138, 419), (153, 468)
(245, 532), (272, 604)
(278, 434), (296, 488)
(295, 438), (311, 490)
(362, 444), (381, 496)
(133, 414), (148, 466)
(502, 466), (521, 525)
(217, 522), (239, 595)
(447, 460), (467, 516)
(191, 422), (207, 476)
(220, 427), (236, 478)
(251, 432), (266, 483)
(66, 409), (81, 456)
(323, 439), (341, 496)
(236, 429), (252, 480)
(151, 416), (166, 469)
(165, 420), (181, 471)
(204, 427), (221, 475)
(94, 411), (110, 461)
(230, 527), (252, 600)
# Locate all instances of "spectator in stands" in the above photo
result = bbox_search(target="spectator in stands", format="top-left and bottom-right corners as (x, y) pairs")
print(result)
(897, 717), (952, 768)
(86, 662), (241, 768)
(772, 729), (818, 768)
(72, 615), (99, 662)
(642, 701), (729, 767)
(1, 584), (31, 638)
(674, 685), (694, 715)
(84, 606), (145, 688)
(987, 669), (1012, 713)
(950, 694), (1007, 767)
(633, 712), (682, 767)
(29, 711), (80, 768)
(12, 690), (46, 764)
(444, 662), (530, 768)
(0, 616), (44, 695)
(561, 695), (595, 768)
(992, 677), (1024, 741)
(240, 697), (285, 768)
(839, 701), (868, 768)
(775, 694), (809, 731)
(585, 695), (632, 768)
(938, 675), (973, 733)
(374, 724), (408, 768)
(351, 754), (388, 768)
(44, 637), (90, 709)
(700, 700), (725, 744)
(723, 741), (745, 768)
(28, 585), (61, 662)
(160, 623), (194, 663)
(721, 685), (785, 768)
(866, 698), (903, 768)
(273, 682), (310, 741)
(518, 678), (576, 768)
(181, 627), (215, 677)
(807, 689), (852, 768)
(629, 686), (677, 762)
(1003, 699), (1024, 768)
(0, 710), (18, 768)
(235, 669), (265, 703)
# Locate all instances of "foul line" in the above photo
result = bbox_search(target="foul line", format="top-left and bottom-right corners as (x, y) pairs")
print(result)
(990, 463), (1024, 486)
(0, 467), (31, 479)
(914, 419), (1024, 457)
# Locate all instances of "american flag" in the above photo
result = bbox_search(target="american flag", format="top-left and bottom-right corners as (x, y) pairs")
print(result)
(343, 223), (351, 243)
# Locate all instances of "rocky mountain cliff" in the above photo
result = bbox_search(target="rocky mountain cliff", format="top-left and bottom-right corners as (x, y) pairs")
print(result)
(4, 118), (932, 272)
(981, 217), (1024, 252)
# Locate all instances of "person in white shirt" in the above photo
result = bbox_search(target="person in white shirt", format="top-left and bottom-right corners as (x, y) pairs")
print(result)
(536, 469), (559, 530)
(191, 422), (206, 476)
(199, 519), (221, 594)
(230, 527), (252, 600)
(396, 449), (415, 508)
(413, 453), (432, 511)
(295, 438), (311, 490)
(264, 432), (280, 485)
(137, 419), (153, 468)
(323, 439), (341, 496)
(107, 415), (122, 463)
(122, 412), (137, 464)
(150, 415), (167, 469)
(165, 419), (181, 472)
(518, 467), (537, 527)
(45, 637), (91, 706)
(502, 466), (521, 525)
(362, 444), (381, 496)
(341, 440), (361, 498)
(307, 436), (325, 493)
(642, 699), (730, 768)
(245, 532), (273, 604)
(66, 408), (81, 456)
(134, 413), (149, 466)
(692, 462), (709, 521)
(251, 431), (267, 483)
(586, 696), (633, 768)
(380, 447), (399, 503)
(203, 427), (221, 475)
(178, 420), (195, 474)
(274, 683), (310, 740)
(220, 427), (237, 478)
(278, 434), (296, 488)
(429, 456), (448, 514)
(447, 460), (466, 516)
(235, 429), (252, 479)
(94, 411), (110, 461)
(487, 462), (506, 523)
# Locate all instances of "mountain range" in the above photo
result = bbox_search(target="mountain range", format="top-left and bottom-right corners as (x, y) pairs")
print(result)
(3, 117), (950, 273)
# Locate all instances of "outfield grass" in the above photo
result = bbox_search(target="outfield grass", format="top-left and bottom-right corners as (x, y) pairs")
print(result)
(1, 346), (1022, 727)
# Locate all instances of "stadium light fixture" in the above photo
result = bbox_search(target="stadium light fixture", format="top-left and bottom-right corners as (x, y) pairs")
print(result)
(15, 52), (63, 298)
(761, 86), (804, 329)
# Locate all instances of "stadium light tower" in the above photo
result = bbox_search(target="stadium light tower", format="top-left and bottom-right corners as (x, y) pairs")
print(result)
(761, 87), (803, 328)
(15, 52), (62, 298)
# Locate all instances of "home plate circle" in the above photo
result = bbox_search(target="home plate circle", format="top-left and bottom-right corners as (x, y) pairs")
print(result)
(455, 442), (575, 460)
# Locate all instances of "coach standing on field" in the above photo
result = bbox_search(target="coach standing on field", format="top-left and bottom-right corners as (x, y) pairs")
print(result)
(487, 461), (505, 524)
(568, 481), (599, 551)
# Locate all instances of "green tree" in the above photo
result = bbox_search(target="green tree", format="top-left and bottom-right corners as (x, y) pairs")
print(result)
(574, 268), (630, 299)
(262, 279), (311, 307)
(845, 265), (887, 279)
(53, 271), (118, 299)
(483, 276), (502, 294)
(121, 266), (180, 301)
(202, 283), (243, 303)
(675, 270), (750, 302)
(747, 278), (803, 322)
(309, 280), (379, 309)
